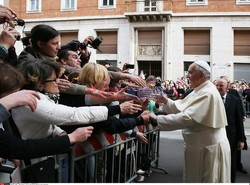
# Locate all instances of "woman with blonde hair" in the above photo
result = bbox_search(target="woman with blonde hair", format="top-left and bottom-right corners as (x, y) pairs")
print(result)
(78, 62), (110, 90)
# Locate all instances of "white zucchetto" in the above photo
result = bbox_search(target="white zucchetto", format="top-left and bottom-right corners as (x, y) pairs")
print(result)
(194, 60), (211, 73)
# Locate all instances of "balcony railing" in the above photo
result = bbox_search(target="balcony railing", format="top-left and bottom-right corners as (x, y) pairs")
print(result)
(124, 0), (171, 22)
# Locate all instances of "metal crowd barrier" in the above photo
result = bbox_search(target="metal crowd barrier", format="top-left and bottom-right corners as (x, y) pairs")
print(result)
(64, 126), (163, 183)
(0, 125), (165, 183)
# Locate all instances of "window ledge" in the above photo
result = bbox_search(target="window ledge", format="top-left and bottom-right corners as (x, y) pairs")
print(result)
(98, 6), (116, 10)
(186, 3), (208, 6)
(61, 8), (77, 11)
(26, 10), (41, 13)
(186, 1), (208, 6)
(236, 1), (250, 5)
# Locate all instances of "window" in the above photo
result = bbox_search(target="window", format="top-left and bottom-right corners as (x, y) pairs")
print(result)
(138, 30), (162, 56)
(26, 0), (41, 12)
(61, 0), (77, 10)
(234, 63), (250, 82)
(98, 0), (116, 9)
(236, 0), (250, 4)
(186, 0), (208, 6)
(184, 30), (210, 55)
(234, 30), (250, 56)
(60, 32), (78, 45)
(145, 0), (157, 12)
(96, 31), (117, 54)
(0, 0), (4, 5)
(138, 61), (162, 78)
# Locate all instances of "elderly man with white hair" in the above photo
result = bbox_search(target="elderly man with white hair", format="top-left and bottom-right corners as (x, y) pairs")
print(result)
(150, 60), (231, 182)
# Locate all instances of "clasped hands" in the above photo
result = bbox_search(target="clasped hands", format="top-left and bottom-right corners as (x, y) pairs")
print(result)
(138, 110), (157, 126)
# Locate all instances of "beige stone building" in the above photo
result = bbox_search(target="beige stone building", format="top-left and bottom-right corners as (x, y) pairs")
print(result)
(4, 0), (250, 81)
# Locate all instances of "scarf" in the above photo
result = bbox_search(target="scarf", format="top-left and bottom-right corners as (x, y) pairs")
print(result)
(44, 92), (60, 104)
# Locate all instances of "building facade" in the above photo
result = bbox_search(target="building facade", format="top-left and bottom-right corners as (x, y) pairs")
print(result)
(6, 0), (250, 81)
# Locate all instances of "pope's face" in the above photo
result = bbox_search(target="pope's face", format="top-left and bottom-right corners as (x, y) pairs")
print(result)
(187, 63), (203, 88)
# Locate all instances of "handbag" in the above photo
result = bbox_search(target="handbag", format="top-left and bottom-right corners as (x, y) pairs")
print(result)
(21, 157), (57, 183)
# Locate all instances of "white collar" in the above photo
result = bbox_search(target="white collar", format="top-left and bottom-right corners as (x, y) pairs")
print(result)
(222, 93), (227, 100)
(0, 122), (4, 130)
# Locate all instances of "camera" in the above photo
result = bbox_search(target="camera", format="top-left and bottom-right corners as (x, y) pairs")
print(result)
(16, 18), (25, 27)
(91, 37), (103, 50)
(125, 64), (135, 69)
(61, 37), (103, 52)
(12, 18), (25, 41)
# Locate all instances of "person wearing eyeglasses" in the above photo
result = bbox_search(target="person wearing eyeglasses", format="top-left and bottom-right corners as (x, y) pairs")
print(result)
(13, 59), (110, 140)
(0, 62), (93, 160)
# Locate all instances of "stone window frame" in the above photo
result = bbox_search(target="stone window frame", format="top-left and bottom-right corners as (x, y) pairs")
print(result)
(98, 0), (116, 9)
(26, 0), (41, 13)
(60, 0), (77, 11)
(186, 0), (208, 6)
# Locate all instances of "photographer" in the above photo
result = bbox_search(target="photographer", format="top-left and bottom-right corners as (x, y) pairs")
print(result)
(60, 36), (102, 67)
(57, 49), (81, 81)
(0, 5), (20, 66)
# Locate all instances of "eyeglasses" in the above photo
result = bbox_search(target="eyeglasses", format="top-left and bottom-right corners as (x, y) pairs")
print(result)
(44, 78), (57, 83)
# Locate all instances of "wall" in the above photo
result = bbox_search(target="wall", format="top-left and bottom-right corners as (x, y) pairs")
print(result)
(169, 15), (250, 81)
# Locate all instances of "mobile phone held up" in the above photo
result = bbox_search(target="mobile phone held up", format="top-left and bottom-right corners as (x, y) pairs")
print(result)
(126, 64), (135, 69)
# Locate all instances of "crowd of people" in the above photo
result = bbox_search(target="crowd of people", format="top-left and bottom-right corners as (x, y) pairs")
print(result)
(0, 4), (249, 183)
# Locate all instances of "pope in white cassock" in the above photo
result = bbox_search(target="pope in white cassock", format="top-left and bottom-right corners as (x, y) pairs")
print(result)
(150, 60), (231, 182)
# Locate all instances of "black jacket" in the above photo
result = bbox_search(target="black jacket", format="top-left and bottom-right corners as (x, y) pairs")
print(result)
(224, 94), (246, 149)
(0, 104), (71, 159)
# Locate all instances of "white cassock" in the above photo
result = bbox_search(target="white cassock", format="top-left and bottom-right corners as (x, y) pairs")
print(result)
(157, 80), (231, 183)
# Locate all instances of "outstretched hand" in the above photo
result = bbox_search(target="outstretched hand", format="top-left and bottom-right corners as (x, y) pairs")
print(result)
(129, 75), (147, 88)
(0, 90), (40, 112)
(68, 126), (94, 144)
(56, 78), (71, 91)
(86, 86), (114, 98)
(140, 110), (151, 125)
(136, 132), (148, 144)
(152, 92), (168, 104)
(120, 100), (142, 115)
(114, 87), (139, 102)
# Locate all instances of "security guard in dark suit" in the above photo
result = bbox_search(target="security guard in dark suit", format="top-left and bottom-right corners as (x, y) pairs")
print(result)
(216, 79), (246, 182)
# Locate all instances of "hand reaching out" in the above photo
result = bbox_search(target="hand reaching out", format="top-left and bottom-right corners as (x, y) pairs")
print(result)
(86, 86), (114, 98)
(128, 75), (147, 88)
(68, 126), (93, 144)
(0, 90), (40, 112)
(150, 112), (158, 127)
(136, 132), (148, 144)
(120, 100), (142, 115)
(152, 92), (168, 104)
(140, 110), (151, 125)
(114, 87), (139, 102)
(56, 78), (71, 91)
